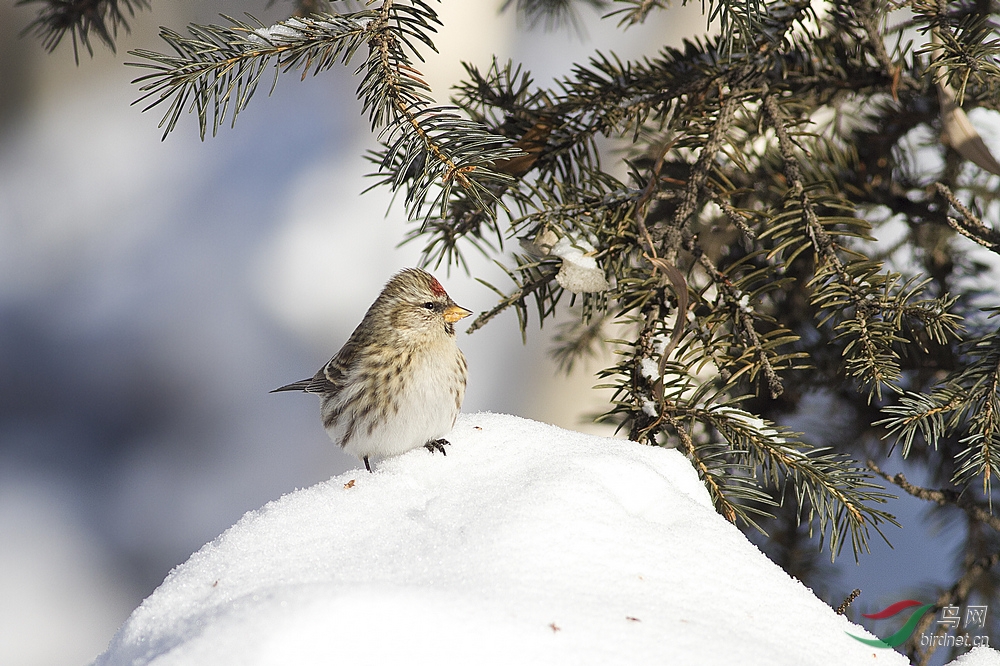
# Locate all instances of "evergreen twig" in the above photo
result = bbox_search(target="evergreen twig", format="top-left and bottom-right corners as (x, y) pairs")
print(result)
(18, 0), (150, 62)
(867, 460), (1000, 532)
(127, 2), (522, 219)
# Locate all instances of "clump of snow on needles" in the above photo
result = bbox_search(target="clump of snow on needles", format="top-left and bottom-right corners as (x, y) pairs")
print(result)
(246, 20), (308, 47)
(551, 237), (610, 294)
(639, 357), (660, 382)
(93, 413), (993, 666)
(711, 405), (788, 444)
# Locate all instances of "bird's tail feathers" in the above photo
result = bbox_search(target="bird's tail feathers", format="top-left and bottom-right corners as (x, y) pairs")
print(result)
(270, 379), (312, 393)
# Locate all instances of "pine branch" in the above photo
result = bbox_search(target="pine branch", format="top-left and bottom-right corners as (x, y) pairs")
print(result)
(467, 259), (562, 336)
(686, 242), (794, 399)
(18, 0), (150, 62)
(438, 0), (805, 233)
(705, 0), (766, 54)
(464, 3), (904, 563)
(502, 0), (769, 46)
(500, 0), (607, 30)
(918, 9), (1000, 106)
(128, 3), (521, 219)
(657, 90), (744, 264)
(878, 325), (1000, 496)
(703, 406), (897, 560)
(937, 182), (1000, 253)
(842, 0), (902, 98)
(129, 13), (372, 139)
(867, 460), (1000, 532)
(600, 324), (895, 560)
(663, 410), (777, 527)
(604, 0), (669, 27)
(835, 588), (861, 615)
(761, 93), (962, 400)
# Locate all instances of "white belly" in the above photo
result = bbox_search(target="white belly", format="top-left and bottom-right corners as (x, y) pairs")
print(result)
(323, 342), (465, 461)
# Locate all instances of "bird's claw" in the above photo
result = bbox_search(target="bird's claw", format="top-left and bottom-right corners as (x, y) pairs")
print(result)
(424, 439), (449, 456)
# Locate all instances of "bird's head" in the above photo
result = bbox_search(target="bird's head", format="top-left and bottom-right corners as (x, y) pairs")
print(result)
(376, 268), (472, 337)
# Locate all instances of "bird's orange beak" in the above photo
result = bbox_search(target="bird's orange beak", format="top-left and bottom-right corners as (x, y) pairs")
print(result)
(443, 304), (473, 323)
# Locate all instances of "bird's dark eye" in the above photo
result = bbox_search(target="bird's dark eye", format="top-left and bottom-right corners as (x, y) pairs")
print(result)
(422, 302), (436, 310)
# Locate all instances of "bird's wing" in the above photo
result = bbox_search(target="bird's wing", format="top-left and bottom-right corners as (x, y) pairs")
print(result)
(270, 349), (350, 394)
(270, 339), (352, 395)
(302, 334), (363, 396)
(272, 313), (373, 396)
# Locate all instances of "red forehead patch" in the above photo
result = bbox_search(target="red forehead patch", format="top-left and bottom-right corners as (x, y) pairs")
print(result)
(429, 277), (446, 297)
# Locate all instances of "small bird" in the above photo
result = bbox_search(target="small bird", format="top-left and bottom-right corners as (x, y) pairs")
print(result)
(272, 268), (472, 472)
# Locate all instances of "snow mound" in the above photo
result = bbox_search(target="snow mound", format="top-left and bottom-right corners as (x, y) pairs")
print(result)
(947, 647), (1000, 666)
(95, 413), (960, 665)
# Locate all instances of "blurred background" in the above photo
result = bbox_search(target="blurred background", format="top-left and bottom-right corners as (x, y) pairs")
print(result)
(0, 1), (981, 664)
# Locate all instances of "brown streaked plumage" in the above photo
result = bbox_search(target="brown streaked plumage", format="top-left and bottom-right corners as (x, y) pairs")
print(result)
(273, 268), (471, 472)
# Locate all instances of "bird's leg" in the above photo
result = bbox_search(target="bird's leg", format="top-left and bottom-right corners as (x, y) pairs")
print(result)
(424, 439), (450, 456)
(364, 456), (372, 473)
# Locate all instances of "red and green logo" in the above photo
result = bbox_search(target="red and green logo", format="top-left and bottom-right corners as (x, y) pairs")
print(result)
(847, 600), (935, 648)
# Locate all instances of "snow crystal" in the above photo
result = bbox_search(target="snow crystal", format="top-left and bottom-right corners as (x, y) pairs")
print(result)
(639, 357), (660, 382)
(92, 413), (987, 666)
(551, 237), (610, 294)
(245, 33), (268, 48)
(640, 398), (659, 418)
(651, 335), (667, 356)
(248, 22), (305, 47)
(710, 405), (787, 444)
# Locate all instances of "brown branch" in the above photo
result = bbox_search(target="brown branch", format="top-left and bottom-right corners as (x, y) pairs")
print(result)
(634, 137), (674, 260)
(666, 413), (738, 523)
(634, 137), (689, 410)
(856, 1), (901, 99)
(763, 93), (844, 273)
(659, 91), (743, 264)
(688, 239), (784, 398)
(866, 460), (1000, 532)
(709, 192), (756, 242)
(936, 182), (1000, 253)
(765, 92), (899, 395)
(632, 309), (665, 440)
(647, 256), (689, 375)
(466, 266), (559, 334)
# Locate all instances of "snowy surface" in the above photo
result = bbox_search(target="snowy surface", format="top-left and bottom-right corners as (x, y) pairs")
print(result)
(92, 412), (994, 666)
(948, 648), (1000, 666)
